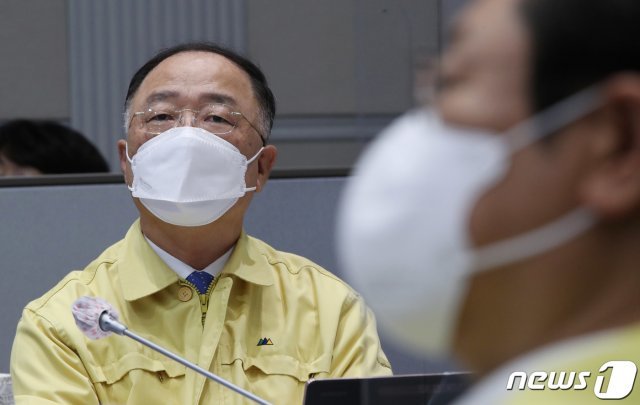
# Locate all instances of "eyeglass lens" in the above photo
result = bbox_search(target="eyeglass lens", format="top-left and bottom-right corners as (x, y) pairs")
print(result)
(139, 104), (240, 135)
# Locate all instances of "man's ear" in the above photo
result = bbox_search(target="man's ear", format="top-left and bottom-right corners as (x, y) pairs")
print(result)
(117, 139), (128, 173)
(255, 145), (277, 192)
(117, 139), (133, 186)
(581, 74), (640, 219)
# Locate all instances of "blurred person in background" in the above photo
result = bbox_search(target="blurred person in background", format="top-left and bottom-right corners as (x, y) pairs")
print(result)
(0, 119), (109, 176)
(339, 0), (640, 403)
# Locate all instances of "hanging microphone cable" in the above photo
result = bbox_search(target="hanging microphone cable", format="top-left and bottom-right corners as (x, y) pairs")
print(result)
(71, 296), (271, 405)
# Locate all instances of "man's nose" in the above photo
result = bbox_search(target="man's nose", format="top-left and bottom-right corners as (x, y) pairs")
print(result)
(178, 109), (198, 127)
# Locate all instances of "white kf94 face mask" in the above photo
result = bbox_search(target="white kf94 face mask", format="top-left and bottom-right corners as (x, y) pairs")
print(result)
(336, 87), (601, 357)
(126, 126), (263, 227)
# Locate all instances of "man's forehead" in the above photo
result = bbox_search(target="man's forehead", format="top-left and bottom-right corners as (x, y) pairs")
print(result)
(132, 51), (253, 108)
(446, 0), (528, 60)
(455, 0), (522, 31)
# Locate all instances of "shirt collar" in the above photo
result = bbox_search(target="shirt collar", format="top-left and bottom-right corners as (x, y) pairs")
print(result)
(144, 234), (233, 280)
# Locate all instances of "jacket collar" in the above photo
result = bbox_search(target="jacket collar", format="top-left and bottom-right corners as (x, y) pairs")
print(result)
(220, 231), (274, 287)
(119, 220), (178, 301)
(119, 222), (273, 301)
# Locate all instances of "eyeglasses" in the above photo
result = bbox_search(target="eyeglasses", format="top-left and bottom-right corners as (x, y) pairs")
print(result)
(130, 103), (266, 145)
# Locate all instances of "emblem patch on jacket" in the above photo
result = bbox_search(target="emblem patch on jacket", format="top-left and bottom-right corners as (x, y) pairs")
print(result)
(257, 337), (274, 346)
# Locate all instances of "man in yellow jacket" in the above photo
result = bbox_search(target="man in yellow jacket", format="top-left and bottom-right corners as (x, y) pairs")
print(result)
(10, 42), (391, 404)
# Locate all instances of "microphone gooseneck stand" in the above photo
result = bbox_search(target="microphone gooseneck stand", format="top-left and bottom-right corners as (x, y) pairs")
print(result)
(99, 312), (271, 405)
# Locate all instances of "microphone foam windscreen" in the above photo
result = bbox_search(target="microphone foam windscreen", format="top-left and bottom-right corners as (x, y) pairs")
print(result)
(71, 296), (120, 340)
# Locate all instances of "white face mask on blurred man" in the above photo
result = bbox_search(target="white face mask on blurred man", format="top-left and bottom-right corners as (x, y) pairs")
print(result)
(337, 87), (600, 357)
(338, 1), (640, 394)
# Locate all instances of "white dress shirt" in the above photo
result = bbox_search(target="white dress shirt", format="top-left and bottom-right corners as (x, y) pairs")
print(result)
(144, 235), (233, 280)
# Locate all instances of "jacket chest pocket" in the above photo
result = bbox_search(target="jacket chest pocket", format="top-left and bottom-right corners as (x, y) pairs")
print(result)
(218, 344), (331, 404)
(86, 352), (186, 404)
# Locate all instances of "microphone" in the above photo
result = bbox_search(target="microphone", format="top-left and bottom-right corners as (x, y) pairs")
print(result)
(71, 296), (271, 405)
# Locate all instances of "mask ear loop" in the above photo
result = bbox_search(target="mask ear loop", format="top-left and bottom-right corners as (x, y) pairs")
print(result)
(504, 85), (603, 153)
(244, 147), (264, 192)
(125, 142), (134, 163)
(125, 142), (135, 192)
(473, 207), (596, 271)
(247, 147), (264, 165)
(473, 86), (604, 271)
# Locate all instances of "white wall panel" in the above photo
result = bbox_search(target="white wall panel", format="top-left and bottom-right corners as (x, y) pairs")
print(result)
(68, 0), (246, 169)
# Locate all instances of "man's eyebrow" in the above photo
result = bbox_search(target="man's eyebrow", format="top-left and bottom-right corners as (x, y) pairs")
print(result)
(145, 91), (180, 105)
(199, 93), (238, 107)
(143, 91), (239, 108)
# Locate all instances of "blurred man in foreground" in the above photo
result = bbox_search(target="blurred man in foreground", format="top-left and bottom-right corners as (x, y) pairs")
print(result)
(339, 0), (640, 402)
(11, 42), (390, 404)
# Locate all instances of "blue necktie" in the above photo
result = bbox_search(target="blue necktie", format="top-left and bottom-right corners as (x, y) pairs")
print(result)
(186, 271), (214, 295)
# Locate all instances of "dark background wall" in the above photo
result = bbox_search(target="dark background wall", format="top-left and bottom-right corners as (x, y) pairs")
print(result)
(0, 0), (462, 171)
(0, 0), (69, 120)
